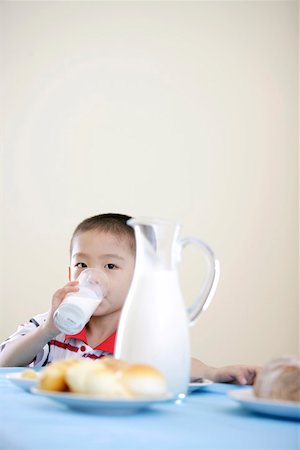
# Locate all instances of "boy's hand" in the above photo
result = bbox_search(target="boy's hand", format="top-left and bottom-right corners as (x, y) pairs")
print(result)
(42, 281), (79, 337)
(209, 365), (260, 385)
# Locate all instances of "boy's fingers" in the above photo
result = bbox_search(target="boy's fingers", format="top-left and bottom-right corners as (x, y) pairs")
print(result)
(61, 285), (79, 295)
(237, 368), (258, 385)
(237, 375), (247, 385)
(53, 285), (79, 301)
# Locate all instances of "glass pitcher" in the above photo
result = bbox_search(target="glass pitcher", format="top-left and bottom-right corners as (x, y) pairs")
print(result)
(114, 218), (220, 398)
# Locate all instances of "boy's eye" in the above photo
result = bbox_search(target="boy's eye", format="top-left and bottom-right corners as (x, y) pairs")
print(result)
(74, 262), (88, 268)
(104, 263), (117, 270)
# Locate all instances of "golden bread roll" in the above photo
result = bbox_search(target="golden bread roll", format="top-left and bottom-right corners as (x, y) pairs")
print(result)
(254, 356), (300, 402)
(84, 366), (131, 398)
(21, 369), (39, 379)
(66, 359), (131, 397)
(66, 360), (105, 394)
(38, 359), (79, 392)
(119, 364), (167, 397)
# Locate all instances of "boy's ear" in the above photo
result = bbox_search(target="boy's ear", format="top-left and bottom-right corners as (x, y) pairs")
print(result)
(68, 267), (71, 281)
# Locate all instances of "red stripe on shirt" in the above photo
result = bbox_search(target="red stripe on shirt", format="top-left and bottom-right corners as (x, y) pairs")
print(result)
(49, 339), (79, 353)
(83, 354), (104, 360)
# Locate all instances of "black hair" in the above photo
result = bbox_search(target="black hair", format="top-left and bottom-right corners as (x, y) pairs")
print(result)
(70, 213), (135, 255)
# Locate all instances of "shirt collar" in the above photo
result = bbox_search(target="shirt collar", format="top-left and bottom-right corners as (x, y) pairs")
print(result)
(64, 329), (116, 352)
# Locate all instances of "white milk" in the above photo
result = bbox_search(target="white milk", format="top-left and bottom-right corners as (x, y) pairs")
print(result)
(53, 287), (102, 334)
(115, 270), (190, 397)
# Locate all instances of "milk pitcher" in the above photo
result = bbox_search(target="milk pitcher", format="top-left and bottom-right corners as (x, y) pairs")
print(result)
(115, 218), (220, 398)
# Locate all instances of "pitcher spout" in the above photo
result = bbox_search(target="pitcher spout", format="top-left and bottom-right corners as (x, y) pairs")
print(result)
(127, 217), (181, 271)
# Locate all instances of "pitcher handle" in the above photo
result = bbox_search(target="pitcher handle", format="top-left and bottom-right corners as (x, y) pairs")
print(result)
(177, 237), (220, 325)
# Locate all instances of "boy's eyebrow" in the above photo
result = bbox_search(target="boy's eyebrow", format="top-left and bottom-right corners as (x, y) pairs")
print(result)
(102, 253), (126, 261)
(71, 252), (89, 259)
(71, 252), (125, 261)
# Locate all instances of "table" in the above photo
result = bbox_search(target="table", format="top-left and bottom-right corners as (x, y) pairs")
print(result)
(0, 368), (299, 450)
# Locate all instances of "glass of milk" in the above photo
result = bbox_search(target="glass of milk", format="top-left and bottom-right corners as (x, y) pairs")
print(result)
(53, 268), (108, 334)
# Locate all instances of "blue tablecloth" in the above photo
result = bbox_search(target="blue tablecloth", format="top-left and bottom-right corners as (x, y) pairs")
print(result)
(0, 368), (299, 450)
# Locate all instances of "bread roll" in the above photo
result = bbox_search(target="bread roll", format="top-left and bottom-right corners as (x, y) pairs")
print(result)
(119, 364), (167, 397)
(38, 359), (79, 392)
(65, 360), (102, 394)
(21, 369), (39, 379)
(254, 356), (300, 402)
(84, 365), (131, 398)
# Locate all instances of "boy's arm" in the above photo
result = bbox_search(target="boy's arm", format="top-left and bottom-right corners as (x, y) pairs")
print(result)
(191, 357), (260, 385)
(0, 324), (58, 367)
(0, 281), (79, 368)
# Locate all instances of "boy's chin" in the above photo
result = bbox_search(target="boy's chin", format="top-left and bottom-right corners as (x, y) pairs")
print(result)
(91, 309), (103, 317)
(91, 304), (122, 318)
(91, 305), (111, 316)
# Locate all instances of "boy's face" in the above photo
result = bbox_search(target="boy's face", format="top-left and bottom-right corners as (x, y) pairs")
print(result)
(69, 230), (135, 317)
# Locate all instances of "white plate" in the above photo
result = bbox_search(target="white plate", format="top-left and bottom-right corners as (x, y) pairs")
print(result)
(6, 372), (39, 392)
(188, 379), (213, 393)
(229, 388), (300, 421)
(31, 388), (175, 414)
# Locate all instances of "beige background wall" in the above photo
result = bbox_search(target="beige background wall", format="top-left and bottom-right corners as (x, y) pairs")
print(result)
(0, 1), (298, 367)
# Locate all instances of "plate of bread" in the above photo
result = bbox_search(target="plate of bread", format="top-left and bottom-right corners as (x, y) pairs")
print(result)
(229, 356), (300, 420)
(31, 357), (174, 413)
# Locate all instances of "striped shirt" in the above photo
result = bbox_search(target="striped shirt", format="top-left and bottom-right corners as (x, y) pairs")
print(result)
(0, 312), (116, 367)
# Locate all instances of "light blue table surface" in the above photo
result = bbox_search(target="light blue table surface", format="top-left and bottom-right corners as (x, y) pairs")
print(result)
(0, 368), (299, 450)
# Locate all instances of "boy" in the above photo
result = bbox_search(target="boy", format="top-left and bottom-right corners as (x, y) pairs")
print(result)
(0, 213), (258, 384)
